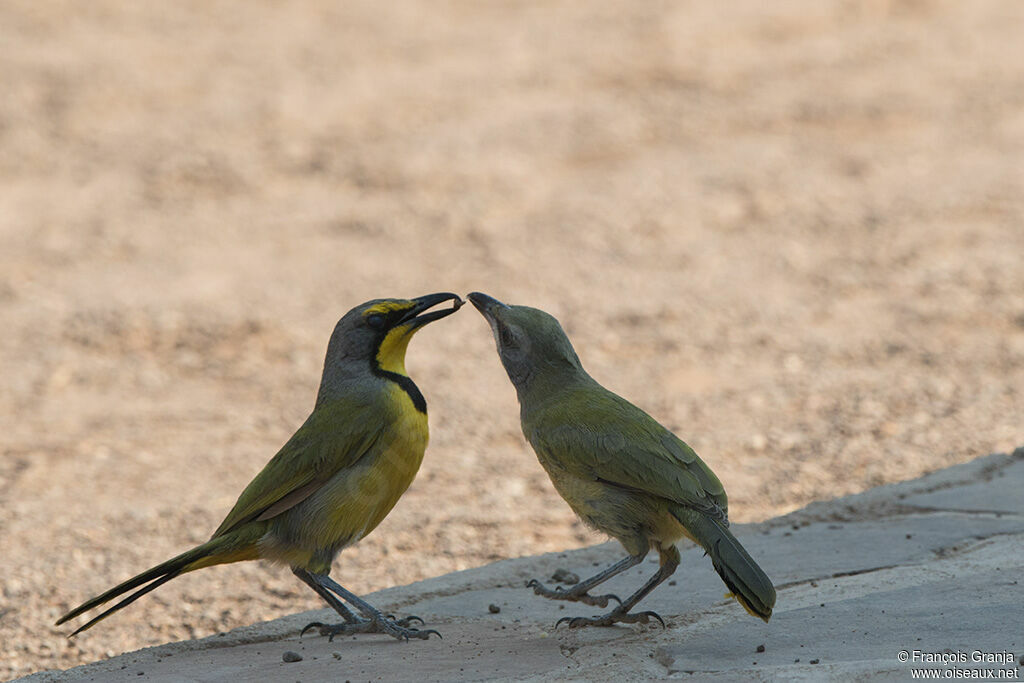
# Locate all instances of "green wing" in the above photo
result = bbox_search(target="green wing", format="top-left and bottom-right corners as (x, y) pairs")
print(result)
(211, 396), (383, 538)
(526, 385), (729, 521)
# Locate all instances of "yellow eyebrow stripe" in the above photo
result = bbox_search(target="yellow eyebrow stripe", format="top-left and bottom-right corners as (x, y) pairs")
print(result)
(364, 301), (414, 317)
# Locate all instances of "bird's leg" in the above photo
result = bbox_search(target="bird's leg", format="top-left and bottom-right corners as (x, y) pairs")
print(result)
(527, 553), (645, 608)
(297, 571), (440, 641)
(292, 567), (360, 624)
(295, 566), (426, 627)
(556, 545), (680, 629)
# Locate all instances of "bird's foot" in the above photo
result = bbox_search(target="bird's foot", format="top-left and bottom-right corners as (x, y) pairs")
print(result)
(555, 608), (665, 630)
(526, 578), (620, 608)
(300, 615), (439, 642)
(384, 613), (425, 628)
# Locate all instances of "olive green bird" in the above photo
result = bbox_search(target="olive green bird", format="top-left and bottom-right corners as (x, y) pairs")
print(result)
(468, 292), (775, 628)
(57, 293), (463, 641)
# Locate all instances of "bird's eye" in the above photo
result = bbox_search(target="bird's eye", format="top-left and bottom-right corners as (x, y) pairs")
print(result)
(366, 313), (385, 330)
(499, 325), (516, 348)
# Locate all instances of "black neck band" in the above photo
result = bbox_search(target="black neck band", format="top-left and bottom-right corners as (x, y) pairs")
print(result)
(373, 365), (427, 414)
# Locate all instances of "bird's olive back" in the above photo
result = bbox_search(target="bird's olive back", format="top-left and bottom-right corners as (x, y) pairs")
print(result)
(486, 306), (584, 391)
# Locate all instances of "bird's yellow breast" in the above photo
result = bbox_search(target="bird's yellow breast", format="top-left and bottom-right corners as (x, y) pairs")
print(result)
(261, 382), (429, 572)
(333, 382), (425, 532)
(322, 383), (428, 543)
(345, 383), (429, 536)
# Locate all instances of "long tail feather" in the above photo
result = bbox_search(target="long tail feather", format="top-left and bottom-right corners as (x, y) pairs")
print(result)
(68, 571), (181, 636)
(672, 508), (776, 622)
(56, 537), (233, 634)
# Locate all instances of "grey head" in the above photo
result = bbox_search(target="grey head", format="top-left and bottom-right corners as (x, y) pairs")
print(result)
(318, 292), (462, 403)
(467, 292), (585, 393)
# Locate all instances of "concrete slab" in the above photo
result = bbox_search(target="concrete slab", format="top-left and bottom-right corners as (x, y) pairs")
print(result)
(656, 544), (1024, 680)
(899, 457), (1024, 516)
(19, 621), (568, 683)
(20, 447), (1024, 682)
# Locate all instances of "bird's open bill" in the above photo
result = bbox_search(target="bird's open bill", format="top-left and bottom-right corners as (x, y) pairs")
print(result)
(402, 292), (464, 328)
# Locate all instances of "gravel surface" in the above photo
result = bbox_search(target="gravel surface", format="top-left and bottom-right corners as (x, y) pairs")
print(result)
(2, 1), (1023, 678)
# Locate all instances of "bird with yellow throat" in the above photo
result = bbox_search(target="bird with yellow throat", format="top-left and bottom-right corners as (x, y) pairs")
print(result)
(57, 293), (463, 641)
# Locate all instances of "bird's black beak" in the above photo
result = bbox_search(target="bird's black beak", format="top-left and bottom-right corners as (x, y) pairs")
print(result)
(467, 292), (510, 320)
(400, 292), (464, 329)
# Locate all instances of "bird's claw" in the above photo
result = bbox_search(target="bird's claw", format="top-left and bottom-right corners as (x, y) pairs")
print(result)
(300, 620), (326, 637)
(554, 609), (666, 629)
(638, 610), (666, 628)
(526, 578), (619, 607)
(384, 613), (425, 627)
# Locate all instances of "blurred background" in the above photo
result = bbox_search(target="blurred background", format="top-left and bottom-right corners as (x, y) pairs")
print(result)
(2, 0), (1022, 677)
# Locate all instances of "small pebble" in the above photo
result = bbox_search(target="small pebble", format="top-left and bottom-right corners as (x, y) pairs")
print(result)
(488, 604), (501, 614)
(332, 652), (343, 660)
(756, 644), (765, 653)
(282, 651), (303, 663)
(810, 658), (820, 664)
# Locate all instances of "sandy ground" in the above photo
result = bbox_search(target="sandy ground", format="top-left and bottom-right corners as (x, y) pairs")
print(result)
(1, 1), (1022, 679)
